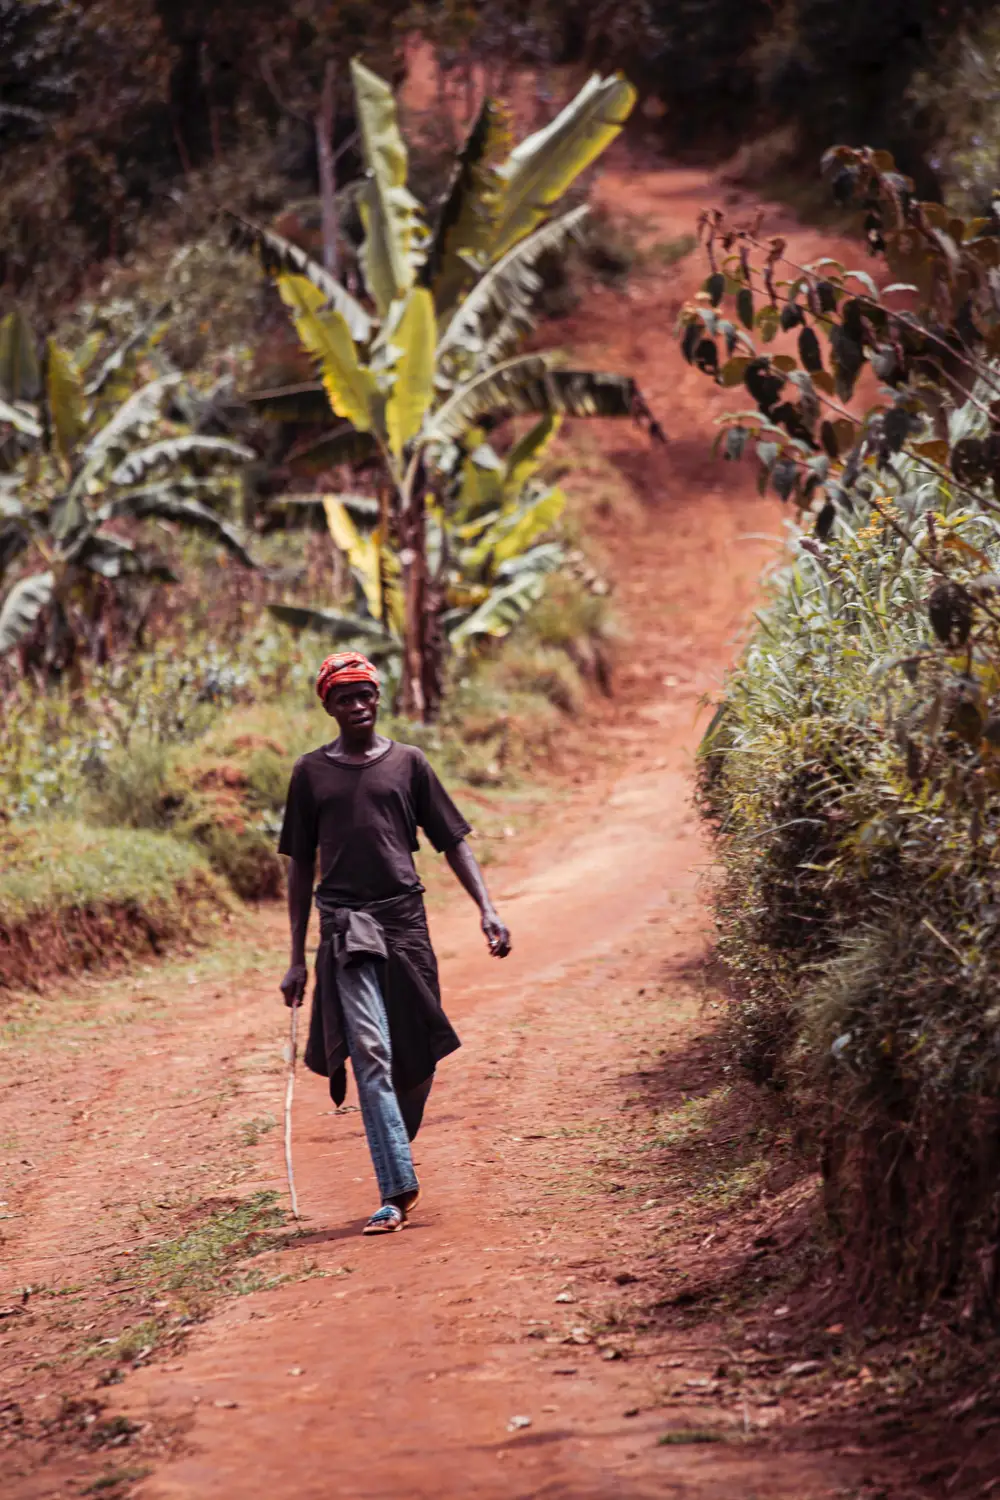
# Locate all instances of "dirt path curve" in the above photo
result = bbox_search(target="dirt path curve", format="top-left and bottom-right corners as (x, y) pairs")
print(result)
(1, 156), (877, 1499)
(109, 166), (867, 1499)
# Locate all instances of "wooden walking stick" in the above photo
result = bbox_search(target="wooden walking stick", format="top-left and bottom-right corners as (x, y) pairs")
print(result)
(284, 1004), (301, 1220)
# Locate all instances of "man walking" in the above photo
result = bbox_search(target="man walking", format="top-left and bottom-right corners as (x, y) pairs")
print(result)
(278, 650), (511, 1235)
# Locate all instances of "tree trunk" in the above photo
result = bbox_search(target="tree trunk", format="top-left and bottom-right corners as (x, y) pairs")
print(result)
(421, 574), (445, 721)
(398, 478), (427, 722)
(316, 60), (339, 277)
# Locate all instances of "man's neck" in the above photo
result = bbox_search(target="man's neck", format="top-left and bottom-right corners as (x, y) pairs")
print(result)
(329, 731), (389, 764)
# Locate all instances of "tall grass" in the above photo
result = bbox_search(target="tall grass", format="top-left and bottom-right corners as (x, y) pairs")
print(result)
(0, 822), (227, 989)
(1, 573), (612, 920)
(702, 420), (1000, 1318)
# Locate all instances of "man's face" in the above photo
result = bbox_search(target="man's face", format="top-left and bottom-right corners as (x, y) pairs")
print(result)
(324, 681), (379, 736)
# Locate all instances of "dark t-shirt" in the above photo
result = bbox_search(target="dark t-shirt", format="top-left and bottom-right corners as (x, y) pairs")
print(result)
(278, 740), (472, 904)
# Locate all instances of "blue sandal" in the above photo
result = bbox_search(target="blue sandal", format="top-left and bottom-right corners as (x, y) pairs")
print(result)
(363, 1204), (404, 1235)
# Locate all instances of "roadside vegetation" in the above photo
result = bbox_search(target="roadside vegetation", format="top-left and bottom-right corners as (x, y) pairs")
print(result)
(0, 55), (657, 988)
(685, 149), (1000, 1323)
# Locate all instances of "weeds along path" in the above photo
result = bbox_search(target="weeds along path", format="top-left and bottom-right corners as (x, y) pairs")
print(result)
(2, 162), (877, 1499)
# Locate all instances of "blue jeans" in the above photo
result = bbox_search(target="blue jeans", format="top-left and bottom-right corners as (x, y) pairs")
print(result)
(338, 959), (420, 1203)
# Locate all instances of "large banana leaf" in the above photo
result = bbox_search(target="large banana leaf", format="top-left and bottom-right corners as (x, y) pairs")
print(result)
(0, 520), (28, 582)
(502, 413), (563, 501)
(429, 356), (661, 442)
(278, 276), (377, 434)
(378, 535), (405, 640)
(425, 98), (510, 322)
(449, 569), (547, 648)
(321, 494), (403, 634)
(84, 301), (172, 398)
(285, 424), (380, 471)
(455, 445), (505, 521)
(83, 374), (183, 464)
(69, 533), (179, 583)
(351, 59), (426, 316)
(226, 213), (373, 345)
(323, 495), (384, 620)
(265, 493), (380, 532)
(494, 540), (565, 582)
(106, 491), (256, 567)
(492, 73), (636, 258)
(385, 288), (436, 457)
(437, 207), (589, 368)
(47, 341), (87, 466)
(0, 570), (53, 653)
(0, 308), (41, 402)
(244, 381), (331, 425)
(109, 434), (254, 487)
(0, 476), (22, 512)
(267, 603), (400, 658)
(463, 483), (566, 573)
(0, 395), (42, 439)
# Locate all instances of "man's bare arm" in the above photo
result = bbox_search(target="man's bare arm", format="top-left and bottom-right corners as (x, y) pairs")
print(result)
(280, 856), (315, 1006)
(445, 839), (511, 958)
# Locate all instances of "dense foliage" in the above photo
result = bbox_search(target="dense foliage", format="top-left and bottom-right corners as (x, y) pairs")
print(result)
(234, 59), (658, 720)
(0, 308), (254, 679)
(693, 156), (1000, 1314)
(0, 0), (411, 301)
(9, 0), (1000, 314)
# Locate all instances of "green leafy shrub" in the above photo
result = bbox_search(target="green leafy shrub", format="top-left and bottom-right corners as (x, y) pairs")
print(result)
(0, 821), (228, 989)
(908, 14), (1000, 212)
(702, 473), (1000, 1313)
(1, 625), (310, 815)
(1, 577), (606, 913)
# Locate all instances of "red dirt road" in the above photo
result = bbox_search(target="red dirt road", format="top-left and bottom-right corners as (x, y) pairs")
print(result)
(115, 167), (867, 1498)
(2, 162), (884, 1497)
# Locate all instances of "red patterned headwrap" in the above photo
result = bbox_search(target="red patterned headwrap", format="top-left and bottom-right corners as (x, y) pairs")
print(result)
(316, 651), (380, 704)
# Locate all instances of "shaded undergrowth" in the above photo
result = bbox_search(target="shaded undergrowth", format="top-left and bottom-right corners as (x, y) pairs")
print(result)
(611, 981), (1000, 1499)
(0, 823), (228, 991)
(1, 568), (614, 987)
(698, 453), (1000, 1330)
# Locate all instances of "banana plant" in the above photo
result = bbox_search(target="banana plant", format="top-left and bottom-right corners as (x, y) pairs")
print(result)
(275, 419), (569, 674)
(0, 315), (254, 675)
(233, 59), (663, 721)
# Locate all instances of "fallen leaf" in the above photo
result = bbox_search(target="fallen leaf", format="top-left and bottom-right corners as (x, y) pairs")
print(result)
(784, 1360), (822, 1378)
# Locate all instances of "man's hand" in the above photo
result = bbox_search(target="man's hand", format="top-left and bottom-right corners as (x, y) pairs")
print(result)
(280, 963), (309, 1008)
(482, 909), (511, 958)
(444, 841), (510, 958)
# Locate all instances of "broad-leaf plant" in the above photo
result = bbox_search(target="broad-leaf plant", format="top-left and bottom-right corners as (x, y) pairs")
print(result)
(682, 145), (1000, 812)
(232, 60), (663, 719)
(0, 309), (254, 679)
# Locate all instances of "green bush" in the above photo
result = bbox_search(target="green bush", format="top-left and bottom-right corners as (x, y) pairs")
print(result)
(908, 14), (1000, 212)
(702, 454), (1000, 1315)
(0, 821), (228, 989)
